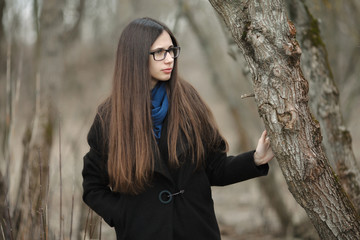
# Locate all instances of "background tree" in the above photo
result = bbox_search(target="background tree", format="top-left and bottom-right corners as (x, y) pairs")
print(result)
(286, 0), (360, 213)
(13, 0), (64, 238)
(208, 0), (360, 239)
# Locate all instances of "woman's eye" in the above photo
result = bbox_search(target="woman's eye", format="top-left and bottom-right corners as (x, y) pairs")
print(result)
(155, 49), (164, 55)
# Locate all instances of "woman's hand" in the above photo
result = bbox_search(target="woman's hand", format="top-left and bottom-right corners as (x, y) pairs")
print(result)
(254, 130), (274, 166)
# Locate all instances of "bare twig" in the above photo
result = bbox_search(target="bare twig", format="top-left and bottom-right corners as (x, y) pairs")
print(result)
(83, 208), (91, 240)
(99, 220), (102, 240)
(45, 204), (49, 240)
(13, 48), (23, 114)
(1, 223), (5, 240)
(38, 149), (44, 240)
(39, 210), (43, 240)
(5, 194), (13, 240)
(89, 210), (95, 238)
(59, 121), (63, 240)
(87, 209), (99, 239)
(4, 39), (12, 183)
(69, 185), (75, 240)
(46, 120), (50, 238)
(240, 93), (255, 99)
(4, 43), (23, 170)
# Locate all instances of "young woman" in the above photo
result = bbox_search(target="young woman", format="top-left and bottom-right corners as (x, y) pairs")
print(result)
(82, 17), (274, 240)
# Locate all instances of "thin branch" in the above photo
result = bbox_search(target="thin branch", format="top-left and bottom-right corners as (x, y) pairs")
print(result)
(99, 220), (102, 240)
(59, 121), (63, 240)
(69, 185), (75, 240)
(83, 208), (91, 240)
(38, 149), (44, 240)
(240, 93), (255, 99)
(4, 39), (12, 183)
(5, 194), (14, 240)
(0, 223), (5, 240)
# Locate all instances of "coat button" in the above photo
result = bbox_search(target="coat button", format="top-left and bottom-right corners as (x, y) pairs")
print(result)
(159, 190), (172, 204)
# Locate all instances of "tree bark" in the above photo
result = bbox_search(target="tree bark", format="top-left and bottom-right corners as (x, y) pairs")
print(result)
(286, 0), (360, 214)
(213, 4), (321, 238)
(14, 0), (64, 238)
(208, 0), (360, 239)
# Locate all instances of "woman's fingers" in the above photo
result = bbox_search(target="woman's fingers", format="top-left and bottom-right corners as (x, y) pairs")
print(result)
(261, 130), (267, 142)
(254, 130), (274, 165)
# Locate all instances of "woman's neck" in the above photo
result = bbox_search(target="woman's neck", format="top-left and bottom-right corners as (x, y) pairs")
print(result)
(151, 79), (158, 90)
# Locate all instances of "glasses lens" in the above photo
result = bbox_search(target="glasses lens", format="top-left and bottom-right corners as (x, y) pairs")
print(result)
(154, 50), (165, 61)
(169, 49), (175, 58)
(171, 47), (180, 58)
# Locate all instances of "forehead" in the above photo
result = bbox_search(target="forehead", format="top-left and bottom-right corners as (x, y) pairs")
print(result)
(151, 31), (173, 49)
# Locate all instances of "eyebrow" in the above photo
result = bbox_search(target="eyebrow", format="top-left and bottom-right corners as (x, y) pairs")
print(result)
(150, 45), (174, 51)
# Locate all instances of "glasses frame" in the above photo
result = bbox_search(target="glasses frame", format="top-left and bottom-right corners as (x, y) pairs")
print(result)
(149, 46), (181, 61)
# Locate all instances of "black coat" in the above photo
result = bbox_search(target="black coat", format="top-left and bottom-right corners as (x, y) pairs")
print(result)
(82, 114), (269, 240)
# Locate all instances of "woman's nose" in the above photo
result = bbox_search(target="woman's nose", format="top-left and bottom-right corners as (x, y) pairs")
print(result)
(164, 53), (174, 63)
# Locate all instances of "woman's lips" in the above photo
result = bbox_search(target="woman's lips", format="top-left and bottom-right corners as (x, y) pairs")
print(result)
(162, 68), (172, 74)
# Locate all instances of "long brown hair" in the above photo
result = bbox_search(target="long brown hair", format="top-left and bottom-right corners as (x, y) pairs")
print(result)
(100, 17), (227, 195)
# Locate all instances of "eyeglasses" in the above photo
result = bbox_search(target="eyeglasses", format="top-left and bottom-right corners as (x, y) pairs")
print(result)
(149, 46), (181, 61)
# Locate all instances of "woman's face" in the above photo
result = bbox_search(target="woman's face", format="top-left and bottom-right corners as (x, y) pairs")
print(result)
(149, 31), (174, 89)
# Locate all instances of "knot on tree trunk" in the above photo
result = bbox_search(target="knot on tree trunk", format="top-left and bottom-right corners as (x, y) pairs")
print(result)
(287, 20), (297, 37)
(283, 40), (302, 65)
(277, 103), (297, 130)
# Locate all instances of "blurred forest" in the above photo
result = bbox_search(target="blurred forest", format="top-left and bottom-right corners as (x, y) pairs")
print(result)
(0, 0), (359, 239)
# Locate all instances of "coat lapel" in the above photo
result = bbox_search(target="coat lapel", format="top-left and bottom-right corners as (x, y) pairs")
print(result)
(154, 116), (195, 186)
(153, 153), (174, 184)
(153, 116), (174, 184)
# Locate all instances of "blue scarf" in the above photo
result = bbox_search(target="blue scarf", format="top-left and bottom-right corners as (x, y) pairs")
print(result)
(151, 82), (169, 143)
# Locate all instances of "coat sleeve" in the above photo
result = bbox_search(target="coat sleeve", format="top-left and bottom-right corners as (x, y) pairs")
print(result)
(205, 142), (269, 186)
(82, 114), (121, 227)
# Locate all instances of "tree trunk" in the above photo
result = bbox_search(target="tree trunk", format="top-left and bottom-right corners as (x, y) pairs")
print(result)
(208, 0), (360, 239)
(285, 0), (360, 213)
(14, 0), (64, 238)
(64, 0), (85, 43)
